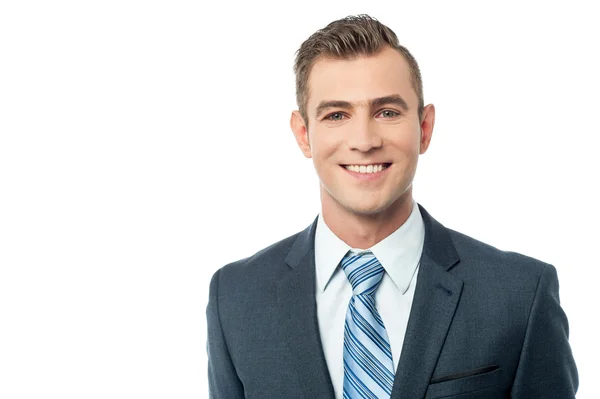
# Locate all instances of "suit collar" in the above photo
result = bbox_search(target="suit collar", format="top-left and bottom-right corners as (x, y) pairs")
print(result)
(285, 203), (460, 272)
(284, 215), (318, 269)
(418, 204), (461, 271)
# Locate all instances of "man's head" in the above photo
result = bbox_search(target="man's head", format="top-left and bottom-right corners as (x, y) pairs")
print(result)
(290, 15), (435, 225)
(293, 14), (424, 126)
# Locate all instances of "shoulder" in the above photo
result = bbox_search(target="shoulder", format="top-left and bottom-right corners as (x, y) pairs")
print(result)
(418, 204), (551, 284)
(209, 228), (304, 294)
(445, 227), (553, 290)
(448, 228), (550, 269)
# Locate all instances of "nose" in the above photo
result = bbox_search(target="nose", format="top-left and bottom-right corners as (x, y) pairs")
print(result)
(346, 117), (383, 152)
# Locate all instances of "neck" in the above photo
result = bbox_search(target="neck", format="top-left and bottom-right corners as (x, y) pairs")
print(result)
(321, 187), (414, 250)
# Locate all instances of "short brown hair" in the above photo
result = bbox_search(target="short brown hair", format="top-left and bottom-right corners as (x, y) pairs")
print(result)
(293, 14), (424, 124)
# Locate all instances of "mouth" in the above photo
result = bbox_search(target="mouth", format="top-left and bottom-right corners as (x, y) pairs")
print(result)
(340, 163), (392, 174)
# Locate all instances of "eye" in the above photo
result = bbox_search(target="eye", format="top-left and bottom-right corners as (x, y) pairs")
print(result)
(378, 110), (400, 118)
(325, 112), (346, 121)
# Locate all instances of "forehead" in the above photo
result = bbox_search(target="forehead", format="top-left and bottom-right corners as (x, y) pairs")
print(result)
(306, 46), (416, 111)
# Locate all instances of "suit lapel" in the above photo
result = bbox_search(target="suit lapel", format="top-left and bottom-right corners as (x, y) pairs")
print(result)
(276, 217), (335, 398)
(390, 204), (464, 398)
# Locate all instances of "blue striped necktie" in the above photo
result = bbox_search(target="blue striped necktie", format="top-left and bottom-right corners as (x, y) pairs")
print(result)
(341, 250), (394, 398)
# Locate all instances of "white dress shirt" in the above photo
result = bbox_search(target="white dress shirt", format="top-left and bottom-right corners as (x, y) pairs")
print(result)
(314, 200), (425, 398)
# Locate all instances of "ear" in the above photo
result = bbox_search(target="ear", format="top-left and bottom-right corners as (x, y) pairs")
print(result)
(290, 110), (312, 158)
(419, 104), (435, 154)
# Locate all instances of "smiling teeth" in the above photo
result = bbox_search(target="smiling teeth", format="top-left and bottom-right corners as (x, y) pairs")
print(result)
(344, 164), (388, 173)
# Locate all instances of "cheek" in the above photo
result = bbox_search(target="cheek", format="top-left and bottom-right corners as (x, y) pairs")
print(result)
(310, 134), (339, 162)
(394, 129), (422, 154)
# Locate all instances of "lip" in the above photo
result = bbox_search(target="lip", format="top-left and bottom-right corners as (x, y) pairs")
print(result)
(340, 163), (392, 181)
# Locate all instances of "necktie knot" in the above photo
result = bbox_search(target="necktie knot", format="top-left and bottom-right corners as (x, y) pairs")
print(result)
(341, 250), (385, 296)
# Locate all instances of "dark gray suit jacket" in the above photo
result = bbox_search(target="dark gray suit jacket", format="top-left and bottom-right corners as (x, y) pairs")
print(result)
(206, 204), (578, 398)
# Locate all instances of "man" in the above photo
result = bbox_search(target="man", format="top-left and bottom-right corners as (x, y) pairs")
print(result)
(206, 14), (578, 398)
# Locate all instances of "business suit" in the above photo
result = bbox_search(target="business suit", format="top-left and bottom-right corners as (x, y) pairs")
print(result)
(206, 204), (578, 398)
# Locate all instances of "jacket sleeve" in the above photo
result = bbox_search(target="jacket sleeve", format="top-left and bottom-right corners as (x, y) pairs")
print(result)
(206, 269), (244, 398)
(511, 264), (578, 398)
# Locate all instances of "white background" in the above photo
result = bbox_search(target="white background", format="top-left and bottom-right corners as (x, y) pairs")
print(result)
(1, 0), (598, 398)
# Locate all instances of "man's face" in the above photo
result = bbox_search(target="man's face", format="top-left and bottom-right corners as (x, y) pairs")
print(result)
(291, 46), (435, 219)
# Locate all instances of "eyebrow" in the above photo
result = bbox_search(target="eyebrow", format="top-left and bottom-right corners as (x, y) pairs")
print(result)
(315, 94), (409, 118)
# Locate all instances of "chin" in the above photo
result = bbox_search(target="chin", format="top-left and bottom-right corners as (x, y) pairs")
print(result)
(343, 201), (391, 217)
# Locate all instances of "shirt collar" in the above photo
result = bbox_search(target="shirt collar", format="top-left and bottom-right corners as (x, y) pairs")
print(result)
(314, 200), (425, 294)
